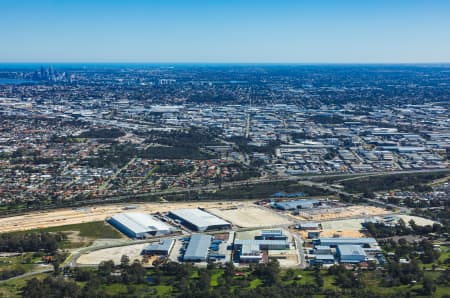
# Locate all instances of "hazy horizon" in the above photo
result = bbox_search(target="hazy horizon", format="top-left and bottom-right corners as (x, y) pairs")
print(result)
(1, 0), (450, 63)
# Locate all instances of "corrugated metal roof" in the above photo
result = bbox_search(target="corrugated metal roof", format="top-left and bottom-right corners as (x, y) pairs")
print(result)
(235, 239), (289, 248)
(184, 234), (212, 260)
(170, 208), (230, 230)
(110, 213), (171, 234)
(144, 239), (175, 252)
(317, 237), (377, 245)
(337, 245), (367, 257)
(274, 199), (319, 210)
(315, 254), (335, 260)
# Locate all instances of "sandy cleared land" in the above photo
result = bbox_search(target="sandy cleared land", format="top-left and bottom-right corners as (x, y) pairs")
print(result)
(208, 206), (291, 228)
(0, 200), (254, 233)
(397, 215), (437, 227)
(321, 218), (367, 231)
(292, 206), (388, 221)
(77, 243), (147, 265)
(320, 218), (367, 238)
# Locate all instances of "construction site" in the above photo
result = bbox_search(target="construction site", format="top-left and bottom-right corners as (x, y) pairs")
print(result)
(291, 205), (389, 221)
(0, 200), (253, 234)
(207, 205), (291, 228)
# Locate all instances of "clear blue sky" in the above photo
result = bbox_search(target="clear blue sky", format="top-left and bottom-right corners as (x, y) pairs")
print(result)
(1, 0), (450, 63)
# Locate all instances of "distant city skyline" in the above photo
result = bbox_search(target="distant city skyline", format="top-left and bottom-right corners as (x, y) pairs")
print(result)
(1, 0), (450, 63)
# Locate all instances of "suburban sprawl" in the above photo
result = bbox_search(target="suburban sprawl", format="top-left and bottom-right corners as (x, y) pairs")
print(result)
(0, 64), (449, 297)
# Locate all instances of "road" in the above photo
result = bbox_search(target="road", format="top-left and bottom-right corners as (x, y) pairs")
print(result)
(0, 168), (447, 218)
(292, 233), (307, 269)
(0, 267), (53, 284)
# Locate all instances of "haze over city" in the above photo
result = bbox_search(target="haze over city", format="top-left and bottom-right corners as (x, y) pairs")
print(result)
(1, 0), (450, 63)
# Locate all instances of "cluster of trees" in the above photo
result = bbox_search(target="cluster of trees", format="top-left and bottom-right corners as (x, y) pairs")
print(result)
(365, 219), (444, 239)
(229, 136), (282, 156)
(22, 256), (148, 298)
(141, 145), (213, 160)
(363, 220), (411, 238)
(383, 259), (422, 286)
(75, 257), (147, 285)
(415, 208), (450, 234)
(327, 265), (363, 289)
(78, 128), (125, 139)
(0, 232), (65, 253)
(19, 256), (447, 298)
(83, 143), (137, 168)
(0, 266), (25, 280)
(22, 276), (81, 298)
(381, 238), (440, 264)
(341, 172), (447, 193)
(155, 164), (194, 175)
(208, 180), (332, 202)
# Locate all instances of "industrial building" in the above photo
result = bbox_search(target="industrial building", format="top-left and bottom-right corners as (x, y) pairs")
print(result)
(255, 230), (288, 240)
(297, 222), (320, 230)
(337, 245), (368, 263)
(142, 239), (175, 256)
(107, 212), (172, 239)
(309, 237), (377, 266)
(183, 234), (213, 262)
(273, 199), (320, 210)
(313, 237), (377, 248)
(234, 229), (291, 263)
(169, 208), (231, 231)
(314, 245), (332, 255)
(311, 254), (335, 265)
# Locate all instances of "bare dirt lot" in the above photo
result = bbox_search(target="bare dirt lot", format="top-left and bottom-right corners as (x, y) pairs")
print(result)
(208, 206), (291, 228)
(290, 205), (389, 221)
(77, 243), (147, 265)
(0, 200), (254, 233)
(397, 215), (437, 227)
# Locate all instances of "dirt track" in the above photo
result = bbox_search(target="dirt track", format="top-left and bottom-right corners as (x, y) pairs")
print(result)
(0, 200), (253, 233)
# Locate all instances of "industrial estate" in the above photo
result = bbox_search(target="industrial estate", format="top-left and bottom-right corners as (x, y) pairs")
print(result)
(0, 195), (438, 271)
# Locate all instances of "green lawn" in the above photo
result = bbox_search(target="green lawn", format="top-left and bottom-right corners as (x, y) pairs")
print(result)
(14, 221), (123, 239)
(249, 278), (262, 289)
(210, 270), (223, 287)
(435, 285), (450, 298)
(153, 285), (173, 296)
(0, 272), (50, 298)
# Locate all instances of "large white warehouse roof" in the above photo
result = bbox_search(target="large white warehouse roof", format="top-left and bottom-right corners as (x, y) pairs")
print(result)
(109, 213), (171, 237)
(169, 208), (230, 231)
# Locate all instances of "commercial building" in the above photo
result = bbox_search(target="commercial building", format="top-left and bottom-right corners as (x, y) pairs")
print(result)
(297, 222), (320, 230)
(237, 241), (262, 263)
(107, 213), (172, 239)
(183, 234), (213, 262)
(235, 239), (290, 251)
(314, 245), (332, 255)
(311, 254), (335, 265)
(273, 199), (320, 210)
(142, 239), (175, 256)
(313, 237), (377, 248)
(255, 229), (288, 240)
(169, 208), (231, 231)
(234, 230), (291, 263)
(337, 245), (368, 263)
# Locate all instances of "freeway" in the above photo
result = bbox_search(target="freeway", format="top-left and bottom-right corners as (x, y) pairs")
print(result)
(0, 168), (447, 218)
(42, 168), (450, 205)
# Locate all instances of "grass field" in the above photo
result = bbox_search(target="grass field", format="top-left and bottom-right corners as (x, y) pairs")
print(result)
(0, 272), (50, 298)
(8, 221), (123, 249)
(13, 221), (123, 239)
(210, 270), (223, 287)
(0, 253), (37, 272)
